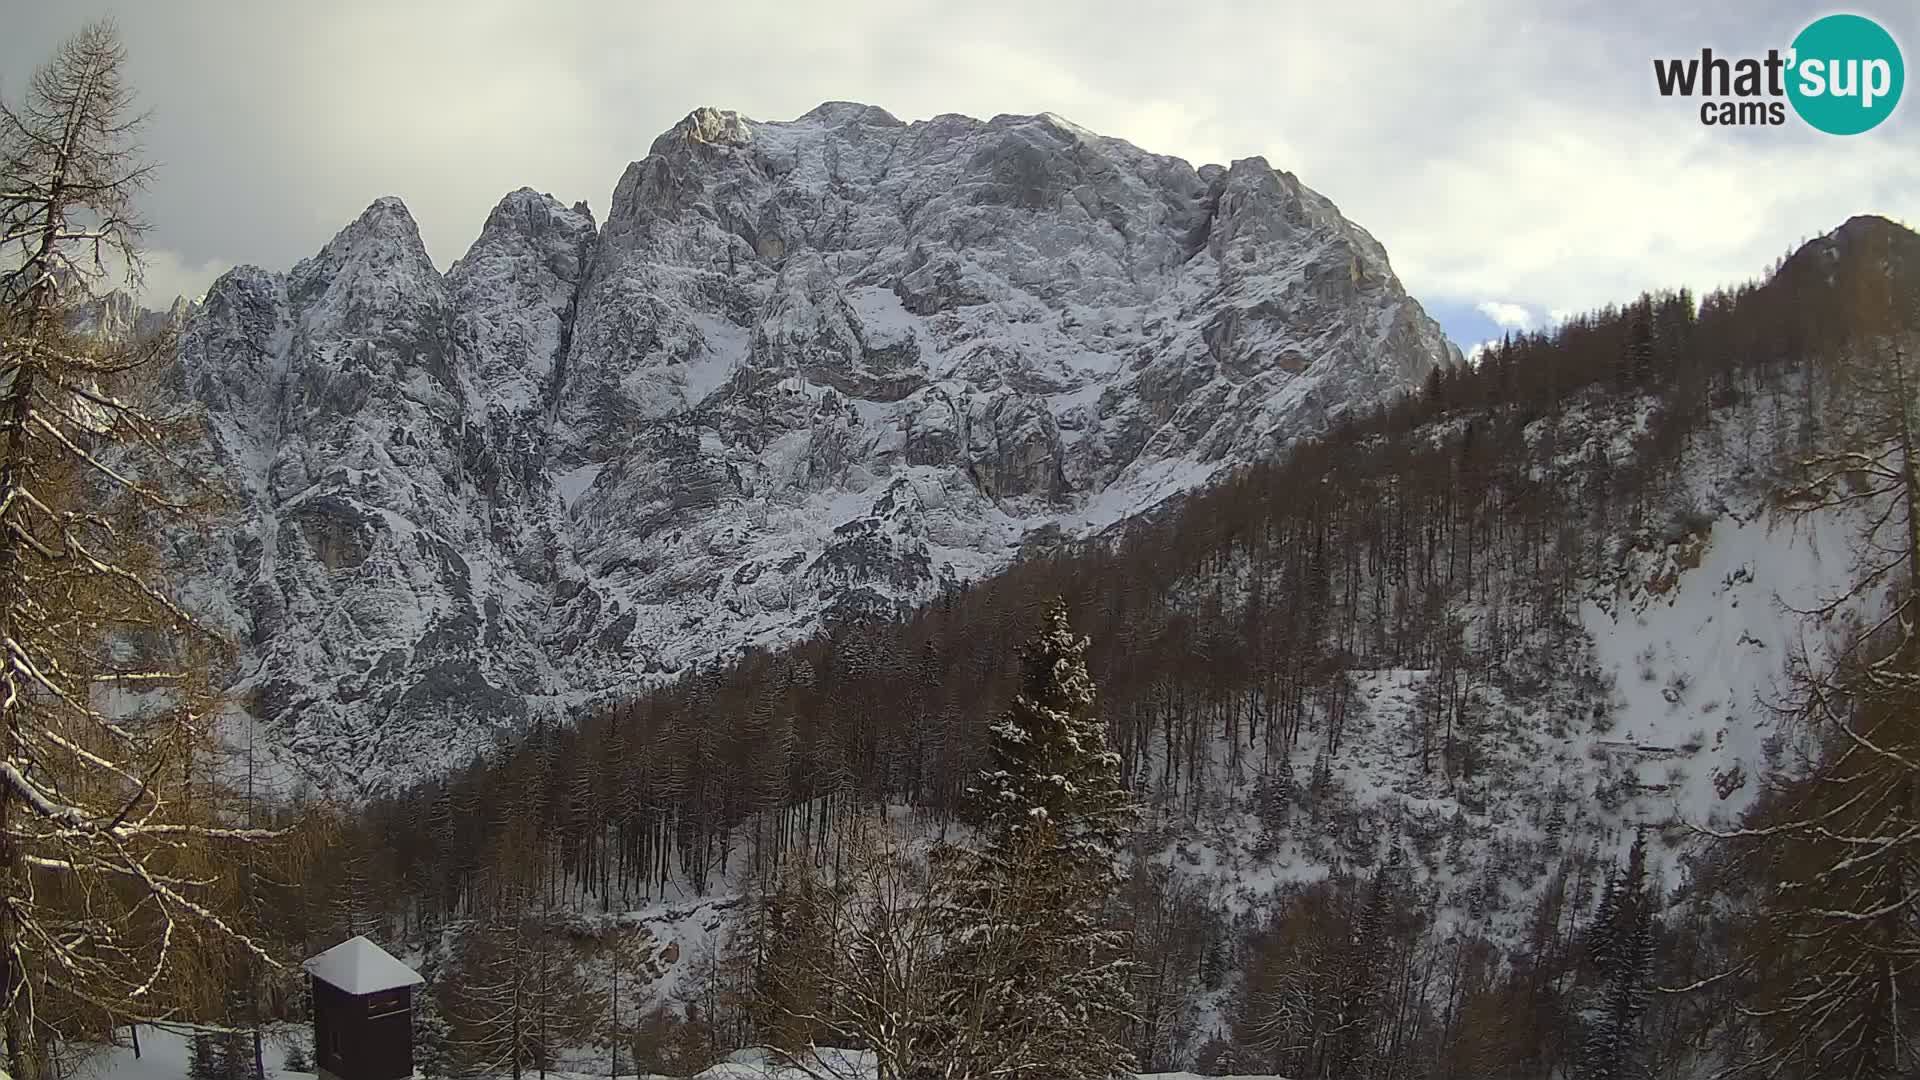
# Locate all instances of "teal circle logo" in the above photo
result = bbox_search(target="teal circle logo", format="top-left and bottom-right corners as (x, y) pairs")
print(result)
(1787, 14), (1904, 134)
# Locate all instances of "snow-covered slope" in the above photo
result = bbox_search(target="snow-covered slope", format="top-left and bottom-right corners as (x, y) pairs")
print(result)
(1108, 370), (1890, 984)
(170, 105), (1458, 793)
(1576, 506), (1860, 835)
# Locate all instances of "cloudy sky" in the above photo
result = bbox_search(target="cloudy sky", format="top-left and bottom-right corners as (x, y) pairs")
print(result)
(3, 0), (1915, 352)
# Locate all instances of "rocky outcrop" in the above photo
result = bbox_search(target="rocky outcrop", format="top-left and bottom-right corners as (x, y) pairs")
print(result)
(172, 104), (1460, 793)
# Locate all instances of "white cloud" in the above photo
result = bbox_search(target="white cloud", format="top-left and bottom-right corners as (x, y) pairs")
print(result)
(85, 246), (229, 307)
(130, 249), (228, 307)
(1476, 301), (1535, 330)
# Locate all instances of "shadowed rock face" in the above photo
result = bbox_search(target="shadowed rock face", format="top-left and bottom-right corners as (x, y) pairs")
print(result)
(171, 104), (1460, 794)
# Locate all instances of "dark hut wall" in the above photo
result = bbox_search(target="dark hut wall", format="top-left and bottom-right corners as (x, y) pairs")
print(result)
(311, 980), (414, 1080)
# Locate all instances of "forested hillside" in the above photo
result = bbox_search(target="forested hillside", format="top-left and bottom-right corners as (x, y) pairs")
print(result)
(243, 213), (1920, 1080)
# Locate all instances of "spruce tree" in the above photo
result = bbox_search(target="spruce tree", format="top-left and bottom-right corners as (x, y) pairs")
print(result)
(186, 1034), (216, 1080)
(933, 599), (1138, 1080)
(412, 966), (454, 1080)
(1582, 827), (1655, 1080)
(1329, 857), (1400, 1079)
(212, 1030), (253, 1080)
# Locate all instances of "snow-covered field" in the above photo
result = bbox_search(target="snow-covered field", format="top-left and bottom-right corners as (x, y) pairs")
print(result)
(80, 1025), (311, 1080)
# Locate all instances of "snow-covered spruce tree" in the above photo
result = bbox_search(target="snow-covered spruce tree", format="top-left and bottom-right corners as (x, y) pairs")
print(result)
(409, 956), (454, 1080)
(185, 1033), (216, 1080)
(181, 1029), (250, 1080)
(1325, 854), (1401, 1079)
(1581, 827), (1655, 1080)
(930, 599), (1138, 1080)
(0, 20), (282, 1078)
(1231, 883), (1345, 1076)
(210, 1029), (252, 1080)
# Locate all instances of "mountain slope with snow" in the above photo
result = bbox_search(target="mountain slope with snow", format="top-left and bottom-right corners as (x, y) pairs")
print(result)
(168, 104), (1459, 792)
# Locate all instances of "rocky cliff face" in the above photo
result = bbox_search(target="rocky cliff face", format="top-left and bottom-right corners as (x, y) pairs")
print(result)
(175, 104), (1459, 792)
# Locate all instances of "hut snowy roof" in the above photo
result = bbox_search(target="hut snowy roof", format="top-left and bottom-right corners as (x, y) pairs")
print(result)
(303, 935), (424, 995)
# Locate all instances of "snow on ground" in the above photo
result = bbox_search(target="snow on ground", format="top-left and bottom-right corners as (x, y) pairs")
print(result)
(670, 1051), (1302, 1080)
(80, 1024), (311, 1080)
(1065, 456), (1228, 536)
(85, 1027), (1306, 1080)
(530, 1047), (1301, 1080)
(1579, 502), (1865, 840)
(1139, 1074), (1294, 1080)
(1112, 453), (1882, 946)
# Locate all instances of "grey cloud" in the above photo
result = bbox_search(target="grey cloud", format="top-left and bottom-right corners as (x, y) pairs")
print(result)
(1, 0), (1913, 324)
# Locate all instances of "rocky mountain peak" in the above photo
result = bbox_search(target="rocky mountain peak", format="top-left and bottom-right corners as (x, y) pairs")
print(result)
(169, 104), (1462, 794)
(284, 197), (445, 373)
(295, 196), (431, 277)
(651, 106), (754, 157)
(448, 188), (597, 517)
(68, 287), (195, 340)
(796, 101), (905, 128)
(470, 187), (598, 251)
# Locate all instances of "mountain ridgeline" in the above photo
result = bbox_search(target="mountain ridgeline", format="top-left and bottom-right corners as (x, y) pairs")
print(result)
(171, 104), (1459, 792)
(286, 214), (1920, 1080)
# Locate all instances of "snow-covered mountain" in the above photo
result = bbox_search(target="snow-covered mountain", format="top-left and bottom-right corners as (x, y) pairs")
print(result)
(171, 104), (1459, 793)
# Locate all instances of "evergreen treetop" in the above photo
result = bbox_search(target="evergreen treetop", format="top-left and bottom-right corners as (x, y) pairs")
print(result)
(966, 598), (1134, 873)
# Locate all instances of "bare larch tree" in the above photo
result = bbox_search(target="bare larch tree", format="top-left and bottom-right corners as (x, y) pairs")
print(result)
(1703, 225), (1920, 1080)
(0, 19), (281, 1078)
